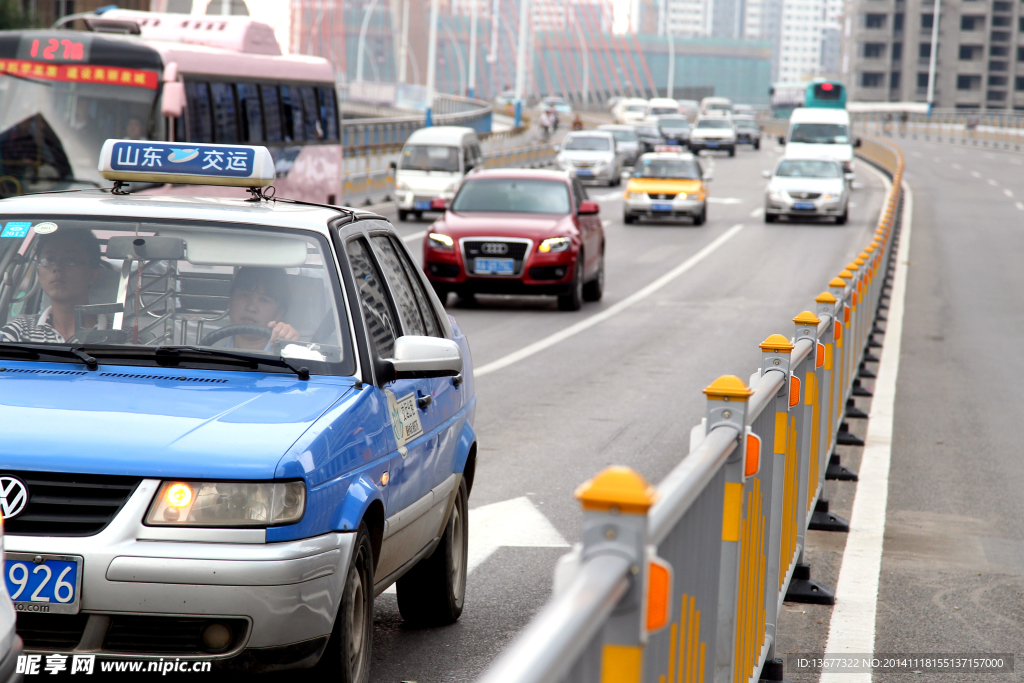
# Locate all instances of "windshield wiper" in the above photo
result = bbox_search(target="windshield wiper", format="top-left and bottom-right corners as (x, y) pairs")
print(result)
(160, 346), (312, 380)
(0, 342), (98, 369)
(0, 71), (54, 86)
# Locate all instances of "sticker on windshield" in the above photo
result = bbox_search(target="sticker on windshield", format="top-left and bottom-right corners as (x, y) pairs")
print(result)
(1, 222), (31, 238)
(33, 222), (58, 235)
(385, 389), (424, 454)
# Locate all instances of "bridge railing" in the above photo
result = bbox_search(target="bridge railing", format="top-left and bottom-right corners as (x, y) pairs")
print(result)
(477, 137), (906, 683)
(852, 111), (1024, 152)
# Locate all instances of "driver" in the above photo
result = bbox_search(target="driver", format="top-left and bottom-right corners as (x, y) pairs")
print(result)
(1, 229), (109, 343)
(220, 267), (300, 351)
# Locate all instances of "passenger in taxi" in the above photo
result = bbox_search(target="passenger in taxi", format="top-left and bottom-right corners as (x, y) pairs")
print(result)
(0, 229), (107, 343)
(222, 267), (300, 351)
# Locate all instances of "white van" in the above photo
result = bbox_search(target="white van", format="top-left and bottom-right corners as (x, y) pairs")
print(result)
(783, 108), (859, 182)
(700, 96), (733, 116)
(392, 126), (483, 221)
(613, 97), (650, 124)
(645, 97), (680, 117)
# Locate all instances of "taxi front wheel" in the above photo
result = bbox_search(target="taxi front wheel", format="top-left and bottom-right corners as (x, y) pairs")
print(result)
(397, 479), (468, 626)
(315, 523), (374, 683)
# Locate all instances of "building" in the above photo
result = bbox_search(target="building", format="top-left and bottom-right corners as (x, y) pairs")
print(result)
(843, 0), (1024, 110)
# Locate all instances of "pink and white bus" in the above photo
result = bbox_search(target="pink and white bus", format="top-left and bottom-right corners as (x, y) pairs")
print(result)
(0, 10), (341, 203)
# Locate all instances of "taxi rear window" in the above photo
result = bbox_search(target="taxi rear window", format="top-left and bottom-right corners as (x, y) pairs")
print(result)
(0, 217), (354, 377)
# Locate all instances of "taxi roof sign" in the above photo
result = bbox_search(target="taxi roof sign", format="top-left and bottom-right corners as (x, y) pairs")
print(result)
(654, 145), (685, 153)
(99, 140), (275, 187)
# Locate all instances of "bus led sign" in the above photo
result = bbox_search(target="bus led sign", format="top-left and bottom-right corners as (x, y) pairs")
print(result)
(17, 34), (92, 64)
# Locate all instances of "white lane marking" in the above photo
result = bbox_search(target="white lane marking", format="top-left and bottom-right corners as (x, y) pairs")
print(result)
(1009, 159), (1023, 166)
(910, 151), (923, 158)
(467, 497), (570, 574)
(402, 230), (426, 243)
(821, 177), (913, 683)
(1016, 202), (1024, 211)
(474, 223), (746, 377)
(593, 190), (624, 201)
(971, 170), (982, 178)
(988, 178), (999, 186)
(932, 156), (942, 163)
(382, 496), (569, 594)
(708, 197), (742, 204)
(749, 207), (764, 218)
(1004, 188), (1014, 198)
(951, 163), (962, 170)
(602, 220), (611, 227)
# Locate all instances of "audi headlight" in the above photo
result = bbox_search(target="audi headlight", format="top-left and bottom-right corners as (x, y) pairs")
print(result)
(539, 237), (571, 253)
(428, 232), (455, 250)
(146, 481), (305, 527)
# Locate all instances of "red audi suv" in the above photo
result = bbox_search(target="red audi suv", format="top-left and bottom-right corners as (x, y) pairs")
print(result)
(422, 169), (605, 311)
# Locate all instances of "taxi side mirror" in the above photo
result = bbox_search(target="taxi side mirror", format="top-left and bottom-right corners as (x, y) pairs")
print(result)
(578, 200), (599, 215)
(388, 336), (463, 380)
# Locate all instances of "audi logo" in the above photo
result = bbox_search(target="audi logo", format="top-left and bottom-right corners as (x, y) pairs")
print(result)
(481, 243), (508, 255)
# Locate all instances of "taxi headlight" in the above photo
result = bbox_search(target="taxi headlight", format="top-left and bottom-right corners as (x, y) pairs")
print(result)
(539, 237), (571, 253)
(428, 232), (455, 251)
(146, 481), (305, 527)
(768, 189), (785, 201)
(626, 191), (646, 200)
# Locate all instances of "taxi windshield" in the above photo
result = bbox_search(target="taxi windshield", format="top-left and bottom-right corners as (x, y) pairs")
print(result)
(0, 218), (353, 375)
(400, 145), (461, 173)
(634, 158), (702, 180)
(451, 178), (571, 214)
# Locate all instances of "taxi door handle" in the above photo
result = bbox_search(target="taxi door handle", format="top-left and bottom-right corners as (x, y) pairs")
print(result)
(417, 394), (433, 410)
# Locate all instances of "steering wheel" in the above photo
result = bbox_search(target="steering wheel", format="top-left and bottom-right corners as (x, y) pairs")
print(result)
(200, 324), (273, 347)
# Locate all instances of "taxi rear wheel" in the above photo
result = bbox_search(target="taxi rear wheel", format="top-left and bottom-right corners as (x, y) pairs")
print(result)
(396, 479), (468, 626)
(316, 523), (374, 683)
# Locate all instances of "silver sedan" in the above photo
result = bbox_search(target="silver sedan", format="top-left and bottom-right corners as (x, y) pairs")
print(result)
(763, 158), (849, 224)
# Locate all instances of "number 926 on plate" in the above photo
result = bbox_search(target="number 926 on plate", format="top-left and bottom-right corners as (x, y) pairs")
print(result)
(4, 553), (83, 614)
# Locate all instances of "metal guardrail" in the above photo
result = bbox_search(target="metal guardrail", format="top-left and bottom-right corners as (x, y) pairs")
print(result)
(340, 94), (498, 153)
(851, 113), (1024, 152)
(478, 137), (906, 683)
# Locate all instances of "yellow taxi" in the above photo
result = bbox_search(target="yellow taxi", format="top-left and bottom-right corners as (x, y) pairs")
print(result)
(622, 147), (710, 225)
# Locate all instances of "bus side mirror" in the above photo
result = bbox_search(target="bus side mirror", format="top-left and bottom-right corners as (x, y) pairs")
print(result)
(161, 82), (186, 119)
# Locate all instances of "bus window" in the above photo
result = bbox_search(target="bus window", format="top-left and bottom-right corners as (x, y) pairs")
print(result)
(236, 83), (263, 143)
(260, 85), (283, 142)
(281, 85), (305, 141)
(300, 86), (322, 140)
(185, 81), (213, 143)
(318, 86), (339, 140)
(210, 82), (239, 144)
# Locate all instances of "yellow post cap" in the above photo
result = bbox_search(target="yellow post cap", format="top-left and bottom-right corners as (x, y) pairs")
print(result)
(853, 258), (865, 266)
(575, 466), (657, 514)
(863, 246), (875, 254)
(838, 270), (854, 279)
(703, 374), (754, 401)
(760, 333), (795, 352)
(829, 277), (847, 287)
(815, 291), (837, 304)
(845, 262), (860, 271)
(793, 311), (821, 325)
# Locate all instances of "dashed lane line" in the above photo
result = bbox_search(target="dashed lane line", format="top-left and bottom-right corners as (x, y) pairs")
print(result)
(750, 207), (764, 218)
(593, 190), (624, 201)
(1005, 189), (1014, 198)
(821, 170), (913, 683)
(474, 223), (746, 377)
(971, 170), (982, 178)
(401, 230), (426, 243)
(988, 178), (999, 186)
(1017, 202), (1024, 211)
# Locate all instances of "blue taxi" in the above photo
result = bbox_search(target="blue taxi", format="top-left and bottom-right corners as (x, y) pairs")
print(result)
(0, 141), (477, 680)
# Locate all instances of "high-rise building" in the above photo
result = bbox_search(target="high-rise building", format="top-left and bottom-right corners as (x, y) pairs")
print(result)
(843, 0), (1023, 109)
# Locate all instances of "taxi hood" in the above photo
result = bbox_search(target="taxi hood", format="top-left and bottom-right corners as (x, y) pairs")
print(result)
(0, 364), (354, 480)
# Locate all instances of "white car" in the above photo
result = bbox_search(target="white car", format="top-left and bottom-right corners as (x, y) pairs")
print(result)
(613, 98), (649, 125)
(0, 518), (23, 683)
(556, 131), (622, 186)
(763, 158), (849, 223)
(688, 116), (737, 156)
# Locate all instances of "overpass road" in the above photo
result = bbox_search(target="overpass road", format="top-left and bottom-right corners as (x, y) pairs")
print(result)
(335, 138), (891, 682)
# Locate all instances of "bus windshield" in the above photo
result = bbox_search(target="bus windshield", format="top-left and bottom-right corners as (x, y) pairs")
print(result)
(0, 75), (157, 196)
(789, 123), (849, 144)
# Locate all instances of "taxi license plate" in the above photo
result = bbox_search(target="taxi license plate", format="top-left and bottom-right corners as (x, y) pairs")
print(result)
(706, 141), (719, 148)
(414, 200), (431, 211)
(576, 169), (593, 177)
(474, 258), (514, 275)
(651, 202), (673, 212)
(793, 202), (815, 210)
(4, 553), (83, 615)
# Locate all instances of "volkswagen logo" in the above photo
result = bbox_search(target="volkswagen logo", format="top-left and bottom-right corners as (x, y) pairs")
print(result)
(0, 475), (28, 520)
(481, 243), (508, 255)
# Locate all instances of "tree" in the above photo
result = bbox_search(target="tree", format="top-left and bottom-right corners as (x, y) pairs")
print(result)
(0, 0), (29, 30)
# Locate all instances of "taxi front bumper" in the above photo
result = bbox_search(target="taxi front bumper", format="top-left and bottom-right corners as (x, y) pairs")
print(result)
(5, 479), (354, 669)
(624, 195), (705, 218)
